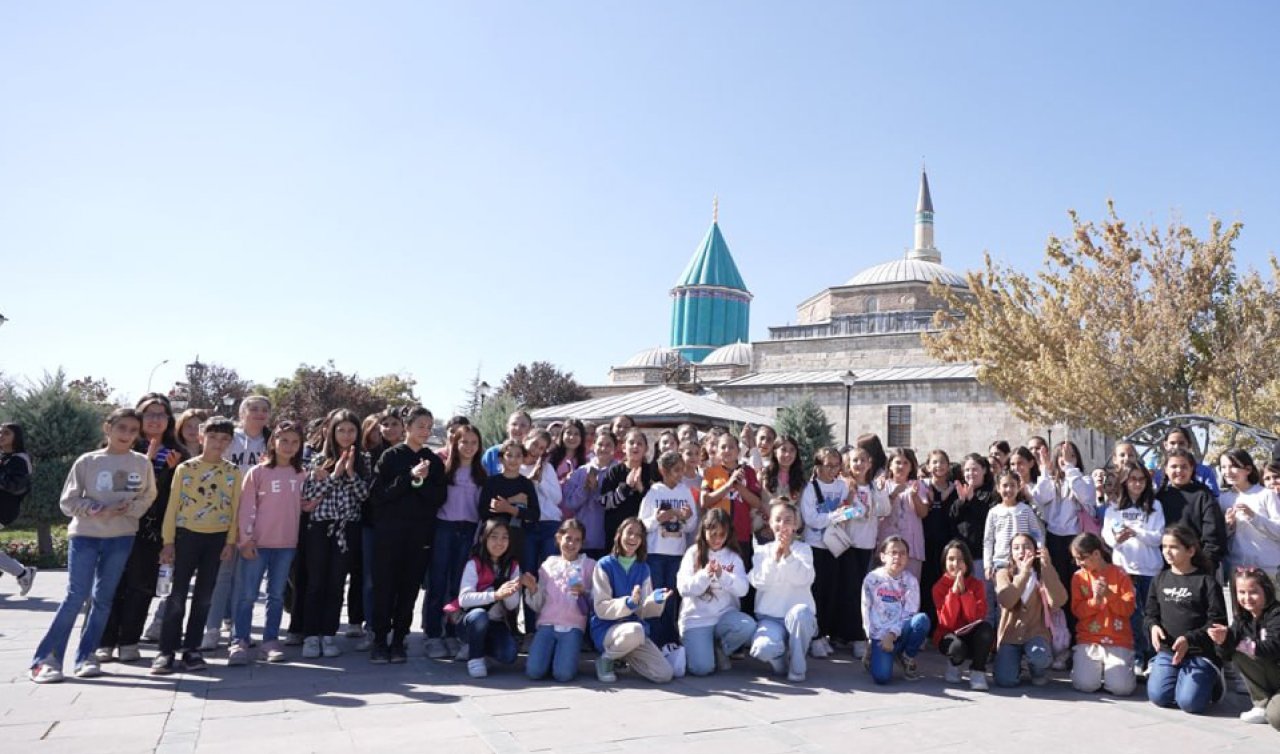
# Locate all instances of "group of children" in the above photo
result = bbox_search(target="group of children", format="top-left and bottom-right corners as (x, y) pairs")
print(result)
(13, 401), (1280, 733)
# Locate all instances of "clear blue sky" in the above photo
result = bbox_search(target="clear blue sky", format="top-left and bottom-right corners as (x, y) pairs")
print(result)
(3, 2), (1277, 412)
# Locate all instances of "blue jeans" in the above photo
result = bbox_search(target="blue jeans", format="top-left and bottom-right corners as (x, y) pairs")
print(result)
(205, 546), (239, 632)
(32, 535), (135, 671)
(750, 604), (817, 677)
(994, 636), (1052, 687)
(682, 610), (757, 676)
(233, 548), (295, 643)
(868, 613), (931, 685)
(646, 553), (682, 646)
(462, 608), (518, 664)
(1147, 651), (1221, 714)
(425, 520), (476, 638)
(522, 521), (561, 632)
(525, 625), (584, 682)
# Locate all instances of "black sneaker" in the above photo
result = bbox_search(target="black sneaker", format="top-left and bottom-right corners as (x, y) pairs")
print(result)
(389, 644), (407, 664)
(182, 651), (207, 672)
(370, 645), (390, 665)
(150, 654), (176, 676)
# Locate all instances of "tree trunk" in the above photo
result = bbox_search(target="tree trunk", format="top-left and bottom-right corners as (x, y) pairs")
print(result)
(37, 522), (53, 558)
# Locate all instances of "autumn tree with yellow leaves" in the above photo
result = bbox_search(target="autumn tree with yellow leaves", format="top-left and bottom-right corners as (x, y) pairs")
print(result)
(924, 204), (1280, 437)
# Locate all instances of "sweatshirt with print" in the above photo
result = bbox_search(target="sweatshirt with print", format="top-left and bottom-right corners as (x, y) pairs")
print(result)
(60, 449), (157, 538)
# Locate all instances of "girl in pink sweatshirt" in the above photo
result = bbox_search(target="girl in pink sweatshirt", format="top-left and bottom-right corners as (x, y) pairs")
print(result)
(230, 422), (309, 664)
(523, 518), (596, 682)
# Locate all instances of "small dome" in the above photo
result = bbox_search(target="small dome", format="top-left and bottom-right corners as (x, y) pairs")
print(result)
(702, 341), (753, 366)
(845, 258), (967, 288)
(621, 346), (681, 369)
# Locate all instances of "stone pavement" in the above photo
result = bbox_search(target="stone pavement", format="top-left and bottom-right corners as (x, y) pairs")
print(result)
(2, 571), (1276, 753)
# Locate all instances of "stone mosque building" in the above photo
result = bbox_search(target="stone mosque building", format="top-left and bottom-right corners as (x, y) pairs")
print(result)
(545, 171), (1107, 463)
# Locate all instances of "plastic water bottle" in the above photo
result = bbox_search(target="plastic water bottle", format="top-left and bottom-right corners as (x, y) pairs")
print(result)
(156, 564), (174, 597)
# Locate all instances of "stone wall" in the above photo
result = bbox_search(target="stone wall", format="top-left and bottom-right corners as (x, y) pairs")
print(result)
(715, 378), (1111, 469)
(753, 332), (941, 371)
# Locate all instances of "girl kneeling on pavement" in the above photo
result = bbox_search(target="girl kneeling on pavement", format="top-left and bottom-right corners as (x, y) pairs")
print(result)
(589, 517), (673, 684)
(452, 519), (522, 678)
(677, 508), (756, 676)
(524, 519), (596, 682)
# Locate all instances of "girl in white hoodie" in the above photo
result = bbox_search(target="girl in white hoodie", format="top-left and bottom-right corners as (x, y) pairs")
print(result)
(1102, 460), (1165, 674)
(677, 508), (755, 676)
(1034, 440), (1096, 664)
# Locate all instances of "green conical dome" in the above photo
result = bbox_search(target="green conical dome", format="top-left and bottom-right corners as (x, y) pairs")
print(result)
(674, 222), (749, 291)
(670, 206), (752, 363)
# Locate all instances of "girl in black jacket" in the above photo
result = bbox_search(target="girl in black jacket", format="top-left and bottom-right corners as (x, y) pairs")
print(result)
(1210, 566), (1280, 730)
(0, 422), (35, 595)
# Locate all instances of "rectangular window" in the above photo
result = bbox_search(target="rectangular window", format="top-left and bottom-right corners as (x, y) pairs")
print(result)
(887, 405), (912, 448)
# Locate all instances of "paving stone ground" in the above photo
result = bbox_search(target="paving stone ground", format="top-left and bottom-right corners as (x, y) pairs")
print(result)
(3, 571), (1276, 753)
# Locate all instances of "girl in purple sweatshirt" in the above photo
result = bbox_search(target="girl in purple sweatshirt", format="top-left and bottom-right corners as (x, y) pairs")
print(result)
(523, 519), (596, 682)
(230, 422), (309, 664)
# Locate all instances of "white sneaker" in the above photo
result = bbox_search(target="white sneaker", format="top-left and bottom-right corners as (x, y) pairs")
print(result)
(93, 647), (114, 663)
(768, 655), (787, 675)
(595, 656), (616, 683)
(74, 659), (102, 678)
(425, 638), (448, 659)
(17, 566), (37, 596)
(353, 631), (372, 652)
(945, 664), (962, 683)
(809, 637), (832, 658)
(198, 627), (221, 651)
(345, 623), (364, 638)
(852, 641), (868, 660)
(29, 663), (64, 684)
(1240, 707), (1268, 724)
(467, 658), (488, 678)
(117, 645), (141, 663)
(787, 670), (806, 683)
(969, 672), (989, 691)
(321, 635), (341, 658)
(454, 643), (470, 662)
(301, 636), (321, 659)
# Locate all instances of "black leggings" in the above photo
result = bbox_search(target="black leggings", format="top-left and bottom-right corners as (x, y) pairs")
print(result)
(940, 622), (995, 672)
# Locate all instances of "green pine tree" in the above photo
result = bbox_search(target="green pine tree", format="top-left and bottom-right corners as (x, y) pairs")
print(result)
(4, 369), (107, 555)
(774, 395), (835, 477)
(473, 392), (519, 449)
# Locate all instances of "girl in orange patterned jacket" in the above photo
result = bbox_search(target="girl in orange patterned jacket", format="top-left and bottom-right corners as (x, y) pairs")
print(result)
(1069, 532), (1137, 695)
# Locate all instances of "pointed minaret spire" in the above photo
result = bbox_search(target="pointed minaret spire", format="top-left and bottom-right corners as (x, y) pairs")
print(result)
(712, 194), (719, 224)
(909, 167), (940, 263)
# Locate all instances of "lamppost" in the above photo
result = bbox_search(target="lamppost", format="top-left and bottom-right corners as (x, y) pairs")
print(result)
(147, 359), (170, 393)
(840, 370), (857, 447)
(221, 394), (235, 417)
(478, 381), (491, 408)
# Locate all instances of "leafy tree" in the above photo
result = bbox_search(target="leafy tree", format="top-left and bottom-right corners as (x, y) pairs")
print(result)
(265, 361), (389, 422)
(473, 392), (518, 449)
(68, 375), (115, 404)
(4, 370), (104, 554)
(499, 361), (590, 410)
(182, 358), (252, 414)
(368, 372), (419, 410)
(925, 205), (1280, 437)
(774, 395), (834, 476)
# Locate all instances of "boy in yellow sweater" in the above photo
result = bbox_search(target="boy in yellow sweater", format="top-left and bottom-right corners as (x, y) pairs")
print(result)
(152, 417), (241, 674)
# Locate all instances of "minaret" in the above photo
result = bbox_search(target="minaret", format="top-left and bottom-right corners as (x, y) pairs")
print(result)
(909, 168), (941, 263)
(669, 197), (753, 363)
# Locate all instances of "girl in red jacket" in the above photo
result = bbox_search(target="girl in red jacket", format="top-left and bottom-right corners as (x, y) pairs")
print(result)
(932, 539), (992, 690)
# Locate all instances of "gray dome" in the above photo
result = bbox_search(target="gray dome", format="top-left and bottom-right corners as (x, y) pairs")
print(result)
(845, 257), (967, 288)
(702, 341), (752, 366)
(621, 346), (681, 369)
